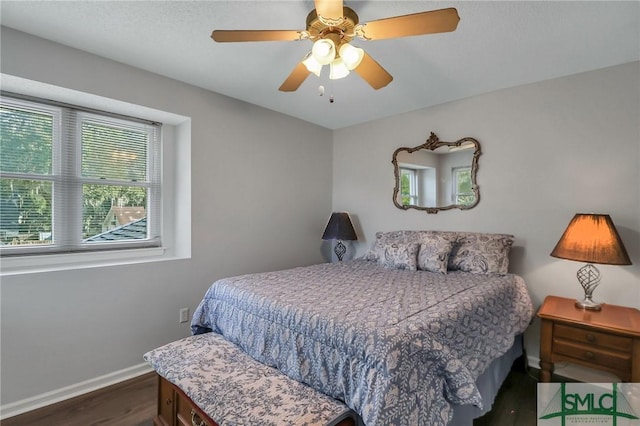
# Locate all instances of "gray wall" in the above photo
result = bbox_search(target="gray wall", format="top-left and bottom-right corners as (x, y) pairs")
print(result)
(333, 61), (640, 377)
(0, 28), (333, 406)
(1, 25), (639, 410)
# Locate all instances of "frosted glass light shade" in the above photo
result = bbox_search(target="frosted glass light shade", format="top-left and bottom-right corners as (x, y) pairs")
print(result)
(302, 52), (322, 76)
(339, 43), (364, 70)
(311, 39), (336, 65)
(329, 58), (350, 80)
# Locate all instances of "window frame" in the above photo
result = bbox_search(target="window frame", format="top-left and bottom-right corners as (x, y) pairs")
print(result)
(400, 167), (419, 206)
(0, 74), (192, 276)
(0, 95), (161, 256)
(75, 111), (161, 250)
(452, 166), (473, 205)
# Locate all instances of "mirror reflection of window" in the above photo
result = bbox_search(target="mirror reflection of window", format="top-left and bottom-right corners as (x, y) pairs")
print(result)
(453, 166), (473, 205)
(400, 168), (418, 206)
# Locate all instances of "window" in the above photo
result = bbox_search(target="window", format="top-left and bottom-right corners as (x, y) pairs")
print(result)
(453, 166), (474, 205)
(400, 168), (419, 206)
(0, 95), (161, 256)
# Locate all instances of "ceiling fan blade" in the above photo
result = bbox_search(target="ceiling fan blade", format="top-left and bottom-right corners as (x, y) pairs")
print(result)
(354, 52), (393, 90)
(358, 8), (460, 40)
(279, 62), (311, 92)
(314, 0), (344, 20)
(212, 30), (304, 42)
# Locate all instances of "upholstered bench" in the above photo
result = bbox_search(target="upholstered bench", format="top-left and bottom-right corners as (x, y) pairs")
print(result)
(144, 332), (358, 426)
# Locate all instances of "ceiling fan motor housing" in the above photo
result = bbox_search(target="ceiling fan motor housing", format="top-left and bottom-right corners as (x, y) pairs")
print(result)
(305, 6), (359, 44)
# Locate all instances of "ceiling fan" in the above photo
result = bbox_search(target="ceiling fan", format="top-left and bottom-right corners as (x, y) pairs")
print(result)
(211, 0), (460, 92)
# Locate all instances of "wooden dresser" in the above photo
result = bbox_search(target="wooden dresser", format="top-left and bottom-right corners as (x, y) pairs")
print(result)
(537, 295), (640, 382)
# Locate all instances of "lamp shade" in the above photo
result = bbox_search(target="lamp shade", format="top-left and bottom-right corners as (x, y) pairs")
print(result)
(311, 38), (336, 65)
(339, 43), (364, 70)
(302, 52), (322, 76)
(322, 212), (357, 241)
(329, 58), (350, 80)
(550, 214), (632, 265)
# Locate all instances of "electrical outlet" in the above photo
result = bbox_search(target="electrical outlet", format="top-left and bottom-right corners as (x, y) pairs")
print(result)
(179, 307), (189, 323)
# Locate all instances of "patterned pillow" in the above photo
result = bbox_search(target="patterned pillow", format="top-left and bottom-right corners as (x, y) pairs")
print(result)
(364, 230), (513, 274)
(447, 232), (514, 274)
(363, 231), (422, 261)
(417, 235), (454, 274)
(378, 242), (420, 271)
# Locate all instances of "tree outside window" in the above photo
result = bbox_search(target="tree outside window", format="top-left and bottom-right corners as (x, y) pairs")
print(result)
(453, 167), (474, 205)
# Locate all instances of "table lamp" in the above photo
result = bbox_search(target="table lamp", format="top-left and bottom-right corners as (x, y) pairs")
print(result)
(322, 212), (357, 261)
(550, 213), (632, 311)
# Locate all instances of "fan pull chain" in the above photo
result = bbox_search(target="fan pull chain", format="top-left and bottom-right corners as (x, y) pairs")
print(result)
(317, 84), (335, 103)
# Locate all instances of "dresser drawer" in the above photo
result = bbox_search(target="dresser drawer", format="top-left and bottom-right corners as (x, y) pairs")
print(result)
(554, 323), (632, 352)
(176, 389), (215, 426)
(553, 338), (631, 371)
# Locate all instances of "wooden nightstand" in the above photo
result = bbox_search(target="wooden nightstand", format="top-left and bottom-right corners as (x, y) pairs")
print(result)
(537, 295), (640, 382)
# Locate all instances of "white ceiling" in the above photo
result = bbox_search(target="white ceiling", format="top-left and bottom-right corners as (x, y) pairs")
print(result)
(1, 1), (639, 129)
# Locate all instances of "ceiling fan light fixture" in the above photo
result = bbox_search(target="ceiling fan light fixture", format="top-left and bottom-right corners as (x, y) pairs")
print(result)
(339, 43), (364, 70)
(302, 52), (322, 76)
(311, 38), (336, 65)
(212, 5), (460, 92)
(329, 58), (350, 80)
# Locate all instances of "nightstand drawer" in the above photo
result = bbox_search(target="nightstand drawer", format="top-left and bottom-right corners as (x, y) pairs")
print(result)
(553, 338), (631, 370)
(554, 324), (632, 351)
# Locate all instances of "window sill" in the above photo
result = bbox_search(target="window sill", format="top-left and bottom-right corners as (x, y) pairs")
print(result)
(0, 247), (182, 276)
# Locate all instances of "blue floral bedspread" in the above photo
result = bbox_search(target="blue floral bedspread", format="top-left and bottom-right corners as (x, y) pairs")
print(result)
(191, 260), (533, 426)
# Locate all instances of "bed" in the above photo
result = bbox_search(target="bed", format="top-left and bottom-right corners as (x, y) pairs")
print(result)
(190, 230), (534, 426)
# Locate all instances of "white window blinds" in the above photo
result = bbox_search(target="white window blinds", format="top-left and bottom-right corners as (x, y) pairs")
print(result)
(0, 94), (162, 255)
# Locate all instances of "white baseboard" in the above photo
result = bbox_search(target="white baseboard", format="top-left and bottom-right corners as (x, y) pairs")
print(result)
(527, 354), (538, 371)
(0, 362), (154, 420)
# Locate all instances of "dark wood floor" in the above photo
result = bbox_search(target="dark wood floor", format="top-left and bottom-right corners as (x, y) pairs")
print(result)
(3, 367), (540, 426)
(474, 367), (538, 426)
(2, 373), (156, 426)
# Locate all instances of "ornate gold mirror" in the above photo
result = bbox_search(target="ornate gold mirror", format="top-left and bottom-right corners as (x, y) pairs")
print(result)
(392, 132), (481, 213)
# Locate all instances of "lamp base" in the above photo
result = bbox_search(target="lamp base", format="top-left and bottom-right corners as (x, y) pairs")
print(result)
(333, 240), (346, 262)
(575, 297), (602, 311)
(574, 263), (602, 311)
